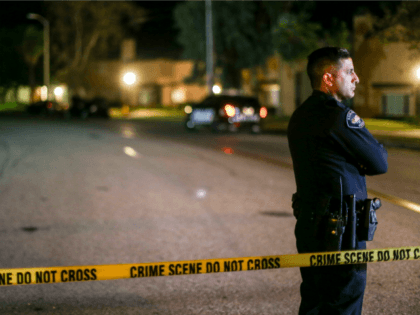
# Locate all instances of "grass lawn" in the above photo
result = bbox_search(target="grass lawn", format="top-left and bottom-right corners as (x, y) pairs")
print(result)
(3, 103), (419, 134)
(0, 102), (27, 112)
(262, 116), (419, 132)
(109, 107), (185, 121)
(363, 119), (418, 131)
(109, 107), (420, 132)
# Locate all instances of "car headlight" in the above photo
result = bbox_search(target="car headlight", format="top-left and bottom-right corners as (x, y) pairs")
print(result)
(224, 104), (236, 117)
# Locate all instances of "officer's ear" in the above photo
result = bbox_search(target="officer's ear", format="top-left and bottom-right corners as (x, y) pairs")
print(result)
(322, 73), (334, 87)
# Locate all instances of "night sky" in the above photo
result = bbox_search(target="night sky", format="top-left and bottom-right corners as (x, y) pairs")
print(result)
(130, 1), (183, 59)
(0, 1), (402, 60)
(0, 2), (49, 29)
(0, 1), (182, 59)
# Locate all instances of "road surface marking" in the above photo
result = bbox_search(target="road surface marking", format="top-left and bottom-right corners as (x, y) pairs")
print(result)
(368, 189), (420, 214)
(223, 147), (420, 215)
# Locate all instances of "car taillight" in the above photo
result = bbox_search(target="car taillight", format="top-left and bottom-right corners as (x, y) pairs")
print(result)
(259, 106), (268, 118)
(224, 104), (236, 117)
(47, 102), (53, 109)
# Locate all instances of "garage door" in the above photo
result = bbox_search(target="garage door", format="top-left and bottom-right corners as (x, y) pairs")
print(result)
(381, 93), (409, 116)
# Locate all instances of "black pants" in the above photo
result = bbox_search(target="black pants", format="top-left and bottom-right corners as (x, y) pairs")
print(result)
(295, 216), (367, 315)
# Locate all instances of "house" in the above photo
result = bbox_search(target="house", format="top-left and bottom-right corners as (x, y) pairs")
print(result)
(82, 39), (207, 108)
(353, 14), (420, 118)
(242, 54), (312, 116)
(81, 38), (313, 115)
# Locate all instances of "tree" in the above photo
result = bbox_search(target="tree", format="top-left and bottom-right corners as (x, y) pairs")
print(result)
(0, 26), (29, 104)
(273, 11), (350, 63)
(369, 1), (420, 52)
(174, 1), (350, 91)
(45, 1), (146, 92)
(174, 1), (280, 90)
(21, 25), (44, 103)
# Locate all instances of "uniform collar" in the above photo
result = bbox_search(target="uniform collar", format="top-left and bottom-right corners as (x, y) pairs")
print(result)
(312, 90), (346, 109)
(312, 90), (335, 101)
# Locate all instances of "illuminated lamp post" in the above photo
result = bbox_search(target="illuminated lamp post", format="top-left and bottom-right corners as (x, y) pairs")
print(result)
(416, 67), (420, 116)
(54, 86), (64, 102)
(122, 72), (137, 116)
(27, 13), (50, 100)
(123, 72), (137, 86)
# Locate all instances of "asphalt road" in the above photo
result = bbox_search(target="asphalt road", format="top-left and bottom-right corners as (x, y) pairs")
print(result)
(0, 116), (419, 314)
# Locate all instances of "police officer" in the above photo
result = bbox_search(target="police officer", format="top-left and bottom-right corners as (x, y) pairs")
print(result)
(287, 47), (388, 314)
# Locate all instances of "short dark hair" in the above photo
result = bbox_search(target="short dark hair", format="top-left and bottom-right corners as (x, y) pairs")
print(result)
(307, 47), (351, 89)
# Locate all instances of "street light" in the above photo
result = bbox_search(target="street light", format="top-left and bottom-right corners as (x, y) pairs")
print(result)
(27, 13), (50, 100)
(416, 66), (420, 116)
(123, 72), (136, 86)
(122, 71), (137, 113)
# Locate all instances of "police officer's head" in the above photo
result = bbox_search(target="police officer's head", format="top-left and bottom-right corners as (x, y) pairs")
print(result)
(307, 47), (359, 102)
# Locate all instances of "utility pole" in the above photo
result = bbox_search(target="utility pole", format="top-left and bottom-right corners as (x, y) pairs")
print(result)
(27, 13), (50, 100)
(205, 0), (214, 95)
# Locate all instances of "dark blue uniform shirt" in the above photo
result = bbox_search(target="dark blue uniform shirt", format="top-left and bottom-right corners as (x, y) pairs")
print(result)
(288, 90), (388, 315)
(288, 90), (388, 207)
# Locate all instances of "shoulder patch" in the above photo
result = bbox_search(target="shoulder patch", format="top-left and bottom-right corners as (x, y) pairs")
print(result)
(346, 110), (365, 129)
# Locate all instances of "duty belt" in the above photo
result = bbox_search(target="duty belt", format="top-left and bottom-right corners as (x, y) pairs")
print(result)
(292, 193), (381, 249)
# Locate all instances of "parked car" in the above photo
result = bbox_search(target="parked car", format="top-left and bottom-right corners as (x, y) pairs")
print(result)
(69, 96), (110, 119)
(184, 95), (267, 133)
(26, 100), (69, 118)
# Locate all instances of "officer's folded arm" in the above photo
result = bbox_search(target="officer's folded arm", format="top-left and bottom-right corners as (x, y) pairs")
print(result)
(360, 143), (388, 176)
(351, 132), (388, 175)
(335, 112), (388, 176)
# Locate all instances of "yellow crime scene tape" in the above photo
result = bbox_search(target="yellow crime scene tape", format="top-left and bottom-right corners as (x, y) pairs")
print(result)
(1, 246), (418, 286)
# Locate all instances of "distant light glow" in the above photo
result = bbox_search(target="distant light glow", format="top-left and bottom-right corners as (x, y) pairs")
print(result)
(54, 87), (64, 97)
(40, 86), (48, 101)
(123, 72), (136, 85)
(124, 146), (139, 158)
(184, 105), (192, 114)
(121, 125), (136, 138)
(224, 104), (236, 117)
(260, 106), (268, 118)
(54, 86), (64, 102)
(417, 67), (420, 80)
(171, 88), (186, 103)
(196, 189), (207, 199)
(222, 147), (234, 155)
(243, 107), (254, 116)
(212, 85), (222, 94)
